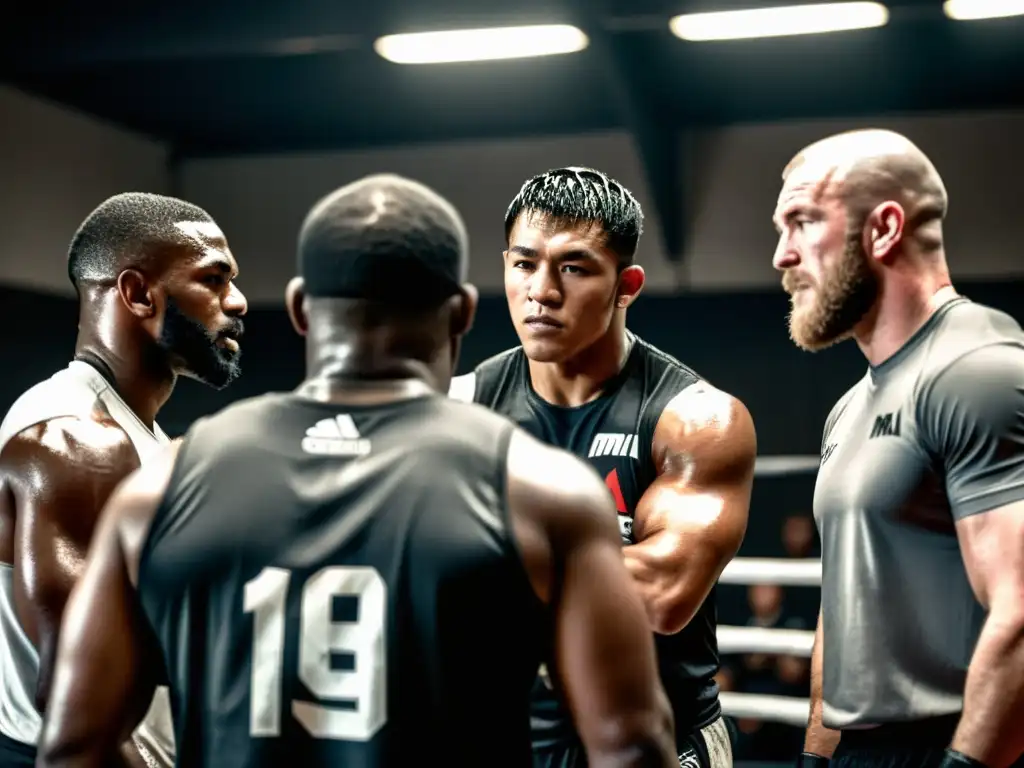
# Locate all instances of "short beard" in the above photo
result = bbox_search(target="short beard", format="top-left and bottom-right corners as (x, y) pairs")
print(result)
(157, 297), (242, 390)
(785, 220), (879, 352)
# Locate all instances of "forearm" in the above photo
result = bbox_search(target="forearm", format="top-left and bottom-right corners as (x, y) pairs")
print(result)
(623, 537), (702, 636)
(805, 615), (840, 757)
(584, 696), (677, 768)
(37, 736), (142, 768)
(951, 611), (1024, 767)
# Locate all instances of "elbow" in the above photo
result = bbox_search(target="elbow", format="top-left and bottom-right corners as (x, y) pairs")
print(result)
(586, 695), (676, 768)
(648, 589), (699, 636)
(650, 605), (692, 636)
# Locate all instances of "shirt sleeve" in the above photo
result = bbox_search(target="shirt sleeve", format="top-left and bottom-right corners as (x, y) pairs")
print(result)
(920, 344), (1024, 520)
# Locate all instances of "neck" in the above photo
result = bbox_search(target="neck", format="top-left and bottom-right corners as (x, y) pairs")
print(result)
(528, 321), (631, 407)
(74, 302), (176, 429)
(301, 329), (442, 405)
(853, 254), (956, 367)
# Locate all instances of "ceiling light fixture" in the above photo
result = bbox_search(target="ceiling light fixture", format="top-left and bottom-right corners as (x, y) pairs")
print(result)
(669, 2), (890, 41)
(943, 0), (1024, 20)
(374, 24), (589, 64)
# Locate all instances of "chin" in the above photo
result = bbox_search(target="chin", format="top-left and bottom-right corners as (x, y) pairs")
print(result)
(789, 311), (854, 353)
(520, 338), (570, 364)
(181, 359), (242, 390)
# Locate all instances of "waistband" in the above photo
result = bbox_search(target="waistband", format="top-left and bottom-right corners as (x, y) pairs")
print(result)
(0, 729), (36, 763)
(839, 714), (960, 750)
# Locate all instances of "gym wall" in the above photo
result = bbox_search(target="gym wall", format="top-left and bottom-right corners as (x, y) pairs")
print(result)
(0, 85), (169, 295)
(0, 84), (1021, 463)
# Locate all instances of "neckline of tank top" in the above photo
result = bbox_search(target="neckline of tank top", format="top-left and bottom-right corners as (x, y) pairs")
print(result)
(868, 296), (970, 379)
(523, 332), (640, 412)
(68, 357), (164, 443)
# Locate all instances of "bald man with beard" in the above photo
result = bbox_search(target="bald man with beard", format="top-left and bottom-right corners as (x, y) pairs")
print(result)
(772, 130), (1024, 768)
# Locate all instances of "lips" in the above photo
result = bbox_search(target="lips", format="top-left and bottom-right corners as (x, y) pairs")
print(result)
(217, 336), (239, 352)
(217, 329), (242, 352)
(524, 315), (563, 329)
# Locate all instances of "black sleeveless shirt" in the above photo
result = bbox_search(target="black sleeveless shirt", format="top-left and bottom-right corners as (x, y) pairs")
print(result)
(137, 392), (545, 768)
(469, 334), (721, 746)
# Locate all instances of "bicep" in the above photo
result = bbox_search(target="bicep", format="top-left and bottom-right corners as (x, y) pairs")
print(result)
(636, 387), (755, 545)
(14, 480), (111, 648)
(955, 501), (1024, 612)
(6, 423), (139, 709)
(15, 470), (133, 639)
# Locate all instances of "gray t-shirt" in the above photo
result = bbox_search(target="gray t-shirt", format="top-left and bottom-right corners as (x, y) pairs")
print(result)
(814, 297), (1024, 728)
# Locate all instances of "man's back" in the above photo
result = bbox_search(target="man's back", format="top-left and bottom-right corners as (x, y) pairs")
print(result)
(137, 392), (547, 767)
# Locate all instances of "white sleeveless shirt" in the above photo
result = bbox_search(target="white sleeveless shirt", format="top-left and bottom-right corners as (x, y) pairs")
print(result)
(0, 361), (175, 764)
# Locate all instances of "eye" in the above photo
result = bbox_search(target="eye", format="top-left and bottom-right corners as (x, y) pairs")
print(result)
(562, 264), (586, 275)
(203, 274), (226, 287)
(512, 260), (534, 271)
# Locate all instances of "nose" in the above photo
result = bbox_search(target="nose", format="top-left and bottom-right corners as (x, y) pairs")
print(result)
(772, 235), (799, 272)
(224, 282), (248, 316)
(527, 263), (562, 308)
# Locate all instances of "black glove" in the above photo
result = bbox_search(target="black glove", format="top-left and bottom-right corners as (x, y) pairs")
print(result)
(797, 753), (830, 768)
(937, 749), (987, 768)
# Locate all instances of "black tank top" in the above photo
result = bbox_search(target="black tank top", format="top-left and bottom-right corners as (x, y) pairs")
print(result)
(471, 334), (721, 746)
(137, 392), (546, 768)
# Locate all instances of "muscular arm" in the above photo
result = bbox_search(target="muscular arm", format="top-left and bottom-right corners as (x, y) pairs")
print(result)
(804, 609), (840, 757)
(953, 504), (1024, 767)
(2, 418), (140, 713)
(626, 385), (756, 635)
(38, 443), (178, 768)
(508, 431), (676, 767)
(922, 346), (1024, 767)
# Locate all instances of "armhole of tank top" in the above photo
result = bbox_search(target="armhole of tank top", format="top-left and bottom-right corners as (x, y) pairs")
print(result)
(640, 374), (699, 474)
(493, 423), (545, 610)
(137, 431), (198, 588)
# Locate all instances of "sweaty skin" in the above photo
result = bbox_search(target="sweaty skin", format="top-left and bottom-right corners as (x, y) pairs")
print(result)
(626, 384), (756, 635)
(500, 214), (756, 636)
(0, 406), (150, 768)
(38, 423), (678, 768)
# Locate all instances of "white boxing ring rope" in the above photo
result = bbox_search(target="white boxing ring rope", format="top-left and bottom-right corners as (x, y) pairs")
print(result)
(713, 455), (821, 728)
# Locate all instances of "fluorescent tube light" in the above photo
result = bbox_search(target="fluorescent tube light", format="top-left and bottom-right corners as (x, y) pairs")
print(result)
(669, 2), (889, 41)
(374, 24), (588, 64)
(944, 0), (1024, 20)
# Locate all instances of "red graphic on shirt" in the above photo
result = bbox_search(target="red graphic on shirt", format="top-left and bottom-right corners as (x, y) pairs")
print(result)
(604, 469), (627, 514)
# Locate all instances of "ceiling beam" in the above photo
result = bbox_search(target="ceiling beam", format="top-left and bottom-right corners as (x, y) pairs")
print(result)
(567, 0), (687, 267)
(0, 8), (367, 72)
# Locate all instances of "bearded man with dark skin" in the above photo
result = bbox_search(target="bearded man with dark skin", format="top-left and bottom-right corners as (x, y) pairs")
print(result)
(774, 129), (1024, 768)
(0, 192), (246, 768)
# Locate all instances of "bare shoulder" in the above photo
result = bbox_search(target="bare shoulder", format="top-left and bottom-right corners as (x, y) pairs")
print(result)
(507, 428), (617, 536)
(506, 428), (619, 603)
(1, 414), (139, 487)
(654, 381), (756, 465)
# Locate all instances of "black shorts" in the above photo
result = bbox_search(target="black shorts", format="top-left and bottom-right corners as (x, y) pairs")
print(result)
(0, 730), (35, 768)
(833, 714), (1024, 768)
(532, 715), (733, 768)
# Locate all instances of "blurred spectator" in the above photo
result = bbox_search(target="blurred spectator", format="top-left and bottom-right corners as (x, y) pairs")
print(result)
(781, 514), (818, 558)
(723, 584), (810, 761)
(780, 514), (821, 626)
(743, 584), (808, 674)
